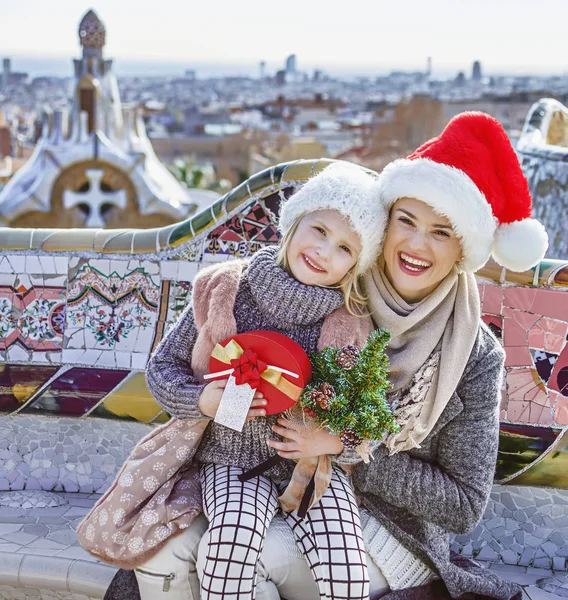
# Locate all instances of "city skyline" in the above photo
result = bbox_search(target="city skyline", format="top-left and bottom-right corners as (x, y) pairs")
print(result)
(1, 0), (567, 78)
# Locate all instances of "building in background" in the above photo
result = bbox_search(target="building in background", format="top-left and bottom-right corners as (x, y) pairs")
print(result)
(2, 11), (567, 214)
(0, 58), (28, 87)
(0, 112), (12, 190)
(2, 59), (10, 88)
(0, 114), (10, 159)
(249, 137), (327, 175)
(0, 9), (217, 229)
(472, 60), (483, 82)
(285, 54), (297, 75)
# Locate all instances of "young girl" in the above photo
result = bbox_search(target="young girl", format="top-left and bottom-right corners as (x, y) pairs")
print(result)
(144, 162), (387, 600)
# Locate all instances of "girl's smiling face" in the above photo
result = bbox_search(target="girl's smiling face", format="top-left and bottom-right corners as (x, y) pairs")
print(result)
(286, 210), (361, 287)
(382, 197), (462, 303)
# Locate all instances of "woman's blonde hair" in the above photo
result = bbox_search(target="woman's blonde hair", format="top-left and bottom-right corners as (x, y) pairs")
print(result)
(276, 214), (368, 316)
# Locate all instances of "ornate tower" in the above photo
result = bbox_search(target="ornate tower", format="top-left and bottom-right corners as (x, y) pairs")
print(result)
(73, 10), (121, 136)
(0, 10), (209, 229)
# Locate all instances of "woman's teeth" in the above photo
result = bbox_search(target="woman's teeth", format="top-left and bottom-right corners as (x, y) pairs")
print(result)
(400, 252), (431, 271)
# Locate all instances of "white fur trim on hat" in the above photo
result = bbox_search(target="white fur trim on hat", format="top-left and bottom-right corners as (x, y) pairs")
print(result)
(492, 218), (548, 272)
(377, 158), (497, 272)
(278, 162), (387, 273)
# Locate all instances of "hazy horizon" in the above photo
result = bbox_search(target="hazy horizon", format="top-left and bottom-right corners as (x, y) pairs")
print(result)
(1, 0), (566, 80)
(3, 53), (566, 81)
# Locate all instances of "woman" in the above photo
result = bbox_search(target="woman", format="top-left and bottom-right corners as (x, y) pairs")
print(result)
(257, 112), (548, 600)
(104, 112), (547, 600)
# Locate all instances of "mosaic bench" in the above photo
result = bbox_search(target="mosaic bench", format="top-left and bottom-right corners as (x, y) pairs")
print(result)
(0, 157), (568, 599)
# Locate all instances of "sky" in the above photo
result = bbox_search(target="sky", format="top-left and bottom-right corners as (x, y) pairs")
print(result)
(1, 0), (566, 77)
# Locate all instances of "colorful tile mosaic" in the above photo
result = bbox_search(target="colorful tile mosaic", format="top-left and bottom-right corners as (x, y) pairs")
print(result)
(64, 260), (160, 361)
(92, 372), (163, 423)
(241, 203), (280, 242)
(203, 238), (241, 260)
(504, 426), (568, 489)
(2, 156), (568, 568)
(201, 196), (280, 261)
(165, 280), (192, 328)
(172, 238), (205, 262)
(202, 238), (269, 261)
(151, 279), (192, 352)
(481, 314), (503, 340)
(19, 367), (130, 417)
(480, 283), (503, 315)
(549, 343), (568, 399)
(0, 277), (66, 356)
(0, 364), (60, 414)
(208, 197), (279, 239)
(496, 424), (559, 482)
(554, 393), (568, 425)
(531, 349), (557, 384)
(262, 190), (284, 218)
(479, 282), (568, 429)
(209, 213), (246, 242)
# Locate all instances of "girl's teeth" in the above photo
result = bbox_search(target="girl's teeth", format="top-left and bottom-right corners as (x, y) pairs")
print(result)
(305, 256), (324, 271)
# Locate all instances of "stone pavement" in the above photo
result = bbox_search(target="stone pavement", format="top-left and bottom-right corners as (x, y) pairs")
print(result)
(0, 491), (115, 599)
(0, 491), (104, 562)
(0, 491), (567, 599)
(476, 561), (568, 598)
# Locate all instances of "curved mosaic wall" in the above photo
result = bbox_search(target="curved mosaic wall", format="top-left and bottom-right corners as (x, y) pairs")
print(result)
(0, 158), (567, 494)
(2, 156), (568, 570)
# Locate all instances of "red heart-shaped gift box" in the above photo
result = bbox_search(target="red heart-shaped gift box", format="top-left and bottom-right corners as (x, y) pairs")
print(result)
(207, 330), (312, 415)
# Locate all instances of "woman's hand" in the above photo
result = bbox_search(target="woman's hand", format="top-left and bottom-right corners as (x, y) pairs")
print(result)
(198, 380), (267, 420)
(267, 417), (344, 459)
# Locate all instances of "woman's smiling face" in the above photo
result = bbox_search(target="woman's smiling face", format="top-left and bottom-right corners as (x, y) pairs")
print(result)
(382, 197), (463, 303)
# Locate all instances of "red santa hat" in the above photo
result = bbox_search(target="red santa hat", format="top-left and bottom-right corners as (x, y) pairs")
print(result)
(376, 112), (548, 273)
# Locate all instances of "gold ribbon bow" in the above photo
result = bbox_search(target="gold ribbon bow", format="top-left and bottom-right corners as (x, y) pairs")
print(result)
(207, 339), (303, 401)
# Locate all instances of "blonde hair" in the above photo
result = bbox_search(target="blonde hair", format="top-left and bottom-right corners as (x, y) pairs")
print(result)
(276, 214), (368, 316)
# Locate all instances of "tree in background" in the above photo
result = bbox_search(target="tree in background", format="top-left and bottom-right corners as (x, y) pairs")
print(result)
(170, 159), (232, 194)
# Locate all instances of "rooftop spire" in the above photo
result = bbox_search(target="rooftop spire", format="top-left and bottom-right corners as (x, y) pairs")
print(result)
(78, 9), (106, 56)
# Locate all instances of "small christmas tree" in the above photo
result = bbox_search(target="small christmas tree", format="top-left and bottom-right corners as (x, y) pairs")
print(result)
(300, 329), (398, 448)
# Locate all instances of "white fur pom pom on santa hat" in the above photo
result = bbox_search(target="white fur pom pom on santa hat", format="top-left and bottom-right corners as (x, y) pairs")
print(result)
(376, 111), (548, 273)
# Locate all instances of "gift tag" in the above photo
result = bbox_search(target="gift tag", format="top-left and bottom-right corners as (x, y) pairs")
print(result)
(214, 375), (255, 432)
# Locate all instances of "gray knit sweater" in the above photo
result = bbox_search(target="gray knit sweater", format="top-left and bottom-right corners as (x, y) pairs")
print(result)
(352, 324), (522, 600)
(146, 247), (344, 479)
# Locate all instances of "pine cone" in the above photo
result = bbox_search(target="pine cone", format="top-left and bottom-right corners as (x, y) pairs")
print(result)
(336, 345), (360, 370)
(309, 382), (335, 410)
(340, 426), (362, 449)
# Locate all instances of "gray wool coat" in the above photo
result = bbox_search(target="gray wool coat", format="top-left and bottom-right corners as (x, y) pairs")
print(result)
(353, 323), (522, 600)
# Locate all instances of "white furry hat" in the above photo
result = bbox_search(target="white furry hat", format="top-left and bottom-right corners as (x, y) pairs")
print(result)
(278, 162), (387, 273)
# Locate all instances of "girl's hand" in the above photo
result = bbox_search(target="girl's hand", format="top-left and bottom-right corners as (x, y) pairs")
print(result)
(267, 417), (344, 459)
(198, 380), (266, 420)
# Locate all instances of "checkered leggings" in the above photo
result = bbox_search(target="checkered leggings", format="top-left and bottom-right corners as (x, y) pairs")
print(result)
(200, 463), (369, 600)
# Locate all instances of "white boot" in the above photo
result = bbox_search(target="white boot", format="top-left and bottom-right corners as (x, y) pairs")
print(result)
(135, 514), (208, 600)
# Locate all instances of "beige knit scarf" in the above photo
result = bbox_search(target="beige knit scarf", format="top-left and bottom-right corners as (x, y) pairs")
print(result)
(363, 261), (480, 454)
